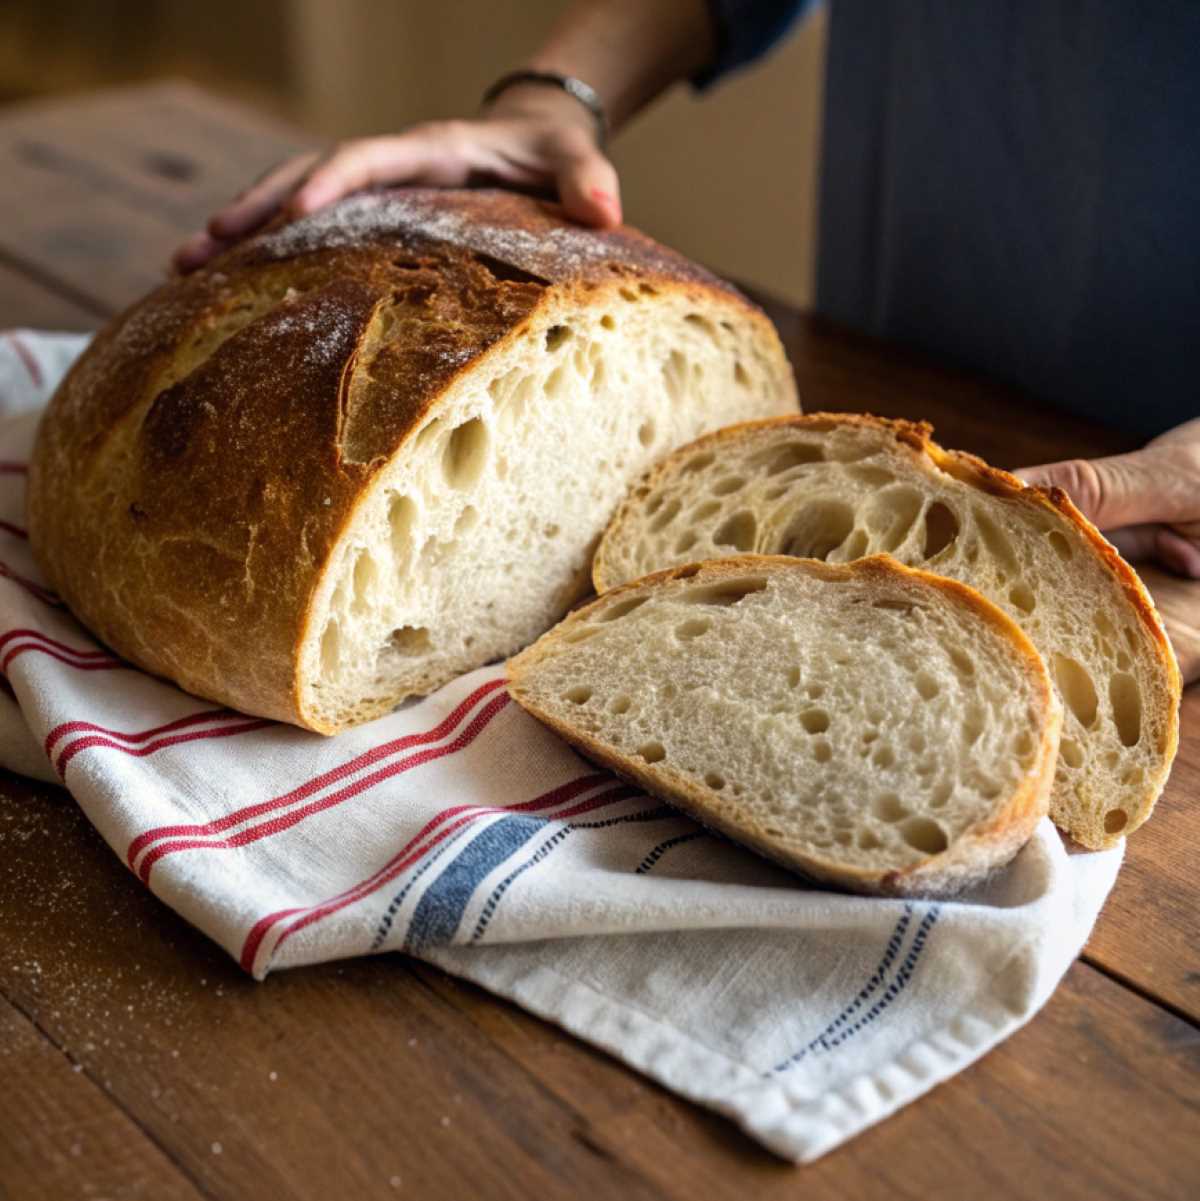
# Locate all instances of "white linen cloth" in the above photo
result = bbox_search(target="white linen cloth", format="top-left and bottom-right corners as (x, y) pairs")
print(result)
(0, 330), (1122, 1162)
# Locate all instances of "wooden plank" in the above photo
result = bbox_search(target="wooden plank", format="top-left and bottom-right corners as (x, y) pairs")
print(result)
(0, 258), (103, 331)
(0, 80), (309, 313)
(415, 960), (1200, 1200)
(0, 996), (207, 1201)
(0, 771), (668, 1201)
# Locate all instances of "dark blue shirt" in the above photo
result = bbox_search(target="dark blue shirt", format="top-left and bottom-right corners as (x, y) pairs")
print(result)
(698, 1), (1200, 435)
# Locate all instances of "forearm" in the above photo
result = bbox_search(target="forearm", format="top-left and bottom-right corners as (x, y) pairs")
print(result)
(490, 0), (715, 132)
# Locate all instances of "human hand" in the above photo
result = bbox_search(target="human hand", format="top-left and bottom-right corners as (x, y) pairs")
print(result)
(1018, 417), (1200, 682)
(171, 89), (621, 273)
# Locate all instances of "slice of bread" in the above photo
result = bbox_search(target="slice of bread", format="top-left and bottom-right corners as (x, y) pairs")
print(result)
(508, 555), (1061, 897)
(593, 414), (1181, 849)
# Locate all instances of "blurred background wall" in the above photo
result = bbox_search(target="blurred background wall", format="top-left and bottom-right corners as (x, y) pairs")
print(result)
(0, 0), (826, 306)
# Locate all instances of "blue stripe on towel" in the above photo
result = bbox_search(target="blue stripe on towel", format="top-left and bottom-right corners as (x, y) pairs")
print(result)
(773, 903), (942, 1072)
(405, 815), (548, 952)
(470, 806), (676, 943)
(634, 831), (708, 875)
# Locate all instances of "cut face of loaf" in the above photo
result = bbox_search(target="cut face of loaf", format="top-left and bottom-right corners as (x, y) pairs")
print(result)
(594, 414), (1181, 849)
(509, 556), (1061, 898)
(26, 189), (798, 733)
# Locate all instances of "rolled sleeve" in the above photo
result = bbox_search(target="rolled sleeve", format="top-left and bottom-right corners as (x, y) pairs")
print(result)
(692, 0), (817, 89)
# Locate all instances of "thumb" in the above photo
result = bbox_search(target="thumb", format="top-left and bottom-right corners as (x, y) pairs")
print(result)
(1015, 447), (1188, 530)
(553, 147), (622, 229)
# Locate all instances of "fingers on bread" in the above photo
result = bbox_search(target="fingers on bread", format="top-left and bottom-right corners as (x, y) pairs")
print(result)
(593, 413), (1181, 849)
(508, 555), (1061, 897)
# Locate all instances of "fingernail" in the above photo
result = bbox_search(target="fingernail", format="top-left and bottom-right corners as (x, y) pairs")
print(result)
(590, 188), (621, 219)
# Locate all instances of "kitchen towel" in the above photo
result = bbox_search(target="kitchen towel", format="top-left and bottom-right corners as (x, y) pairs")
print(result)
(0, 329), (1122, 1163)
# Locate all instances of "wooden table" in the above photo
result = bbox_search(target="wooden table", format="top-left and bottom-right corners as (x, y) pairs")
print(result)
(0, 82), (1196, 1201)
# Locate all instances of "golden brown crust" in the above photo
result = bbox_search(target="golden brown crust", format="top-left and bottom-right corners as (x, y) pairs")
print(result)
(26, 188), (771, 729)
(510, 554), (1059, 898)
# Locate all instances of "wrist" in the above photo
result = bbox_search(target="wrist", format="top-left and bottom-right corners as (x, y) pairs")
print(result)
(482, 77), (603, 142)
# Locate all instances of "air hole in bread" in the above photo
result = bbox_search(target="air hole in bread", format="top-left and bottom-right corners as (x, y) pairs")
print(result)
(598, 595), (651, 622)
(684, 312), (716, 340)
(948, 647), (975, 678)
(704, 771), (726, 790)
(929, 781), (953, 808)
(1047, 530), (1073, 561)
(857, 829), (883, 851)
(974, 509), (1020, 574)
(675, 531), (697, 554)
(638, 740), (666, 763)
(734, 361), (750, 387)
(813, 740), (832, 763)
(455, 507), (479, 536)
(544, 365), (568, 399)
(873, 793), (907, 823)
(799, 708), (830, 734)
(692, 500), (721, 520)
(543, 522), (560, 538)
(922, 502), (959, 558)
(869, 486), (923, 553)
(564, 625), (603, 644)
(610, 695), (633, 714)
(963, 704), (985, 745)
(1060, 737), (1084, 768)
(862, 729), (879, 744)
(786, 666), (801, 688)
(649, 497), (682, 532)
(640, 283), (659, 297)
(387, 625), (431, 656)
(544, 324), (571, 351)
(752, 442), (824, 475)
(1108, 672), (1142, 746)
(600, 313), (616, 331)
(442, 417), (489, 489)
(909, 732), (926, 754)
(661, 350), (687, 401)
(637, 419), (656, 448)
(915, 672), (939, 701)
(673, 564), (702, 580)
(385, 493), (418, 561)
(321, 621), (340, 672)
(619, 287), (638, 302)
(839, 529), (869, 560)
(840, 464), (892, 488)
(807, 684), (825, 699)
(1116, 650), (1131, 670)
(683, 451), (716, 474)
(871, 599), (915, 615)
(825, 438), (876, 463)
(971, 772), (1003, 799)
(1009, 583), (1036, 614)
(1052, 654), (1098, 728)
(872, 745), (895, 769)
(900, 817), (948, 855)
(916, 757), (936, 777)
(684, 577), (768, 606)
(352, 551), (378, 610)
(676, 617), (712, 640)
(780, 499), (854, 560)
(712, 475), (747, 496)
(563, 685), (593, 705)
(713, 511), (757, 552)
(1013, 730), (1034, 758)
(1104, 807), (1129, 834)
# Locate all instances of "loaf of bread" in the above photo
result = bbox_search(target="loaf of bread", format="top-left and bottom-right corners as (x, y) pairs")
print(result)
(593, 413), (1181, 849)
(26, 188), (798, 732)
(508, 555), (1061, 897)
